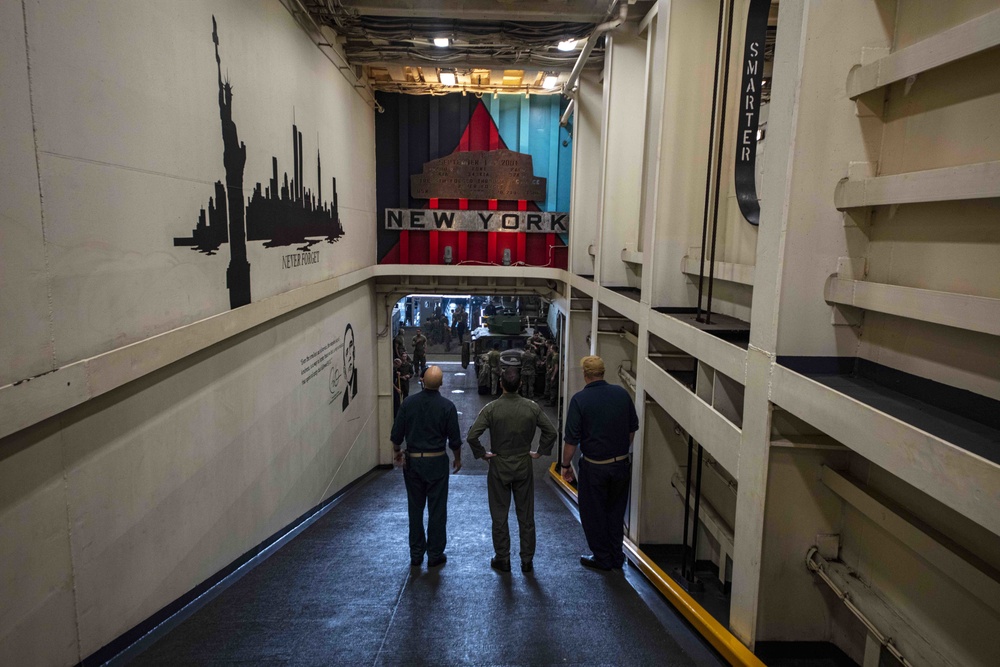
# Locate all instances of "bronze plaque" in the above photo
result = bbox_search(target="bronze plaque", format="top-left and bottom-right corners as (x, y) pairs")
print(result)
(411, 149), (547, 201)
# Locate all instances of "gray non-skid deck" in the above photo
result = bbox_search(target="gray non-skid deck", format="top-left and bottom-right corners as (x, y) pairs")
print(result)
(129, 364), (724, 666)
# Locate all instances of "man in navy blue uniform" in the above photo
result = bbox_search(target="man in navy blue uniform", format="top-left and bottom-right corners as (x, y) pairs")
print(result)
(391, 366), (462, 568)
(561, 355), (638, 571)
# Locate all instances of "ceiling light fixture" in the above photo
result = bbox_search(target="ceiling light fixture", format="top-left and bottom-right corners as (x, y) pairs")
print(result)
(557, 39), (578, 51)
(542, 75), (558, 89)
(433, 37), (450, 47)
(439, 71), (457, 86)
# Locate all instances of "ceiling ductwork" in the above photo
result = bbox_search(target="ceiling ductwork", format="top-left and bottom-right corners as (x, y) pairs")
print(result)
(297, 0), (652, 96)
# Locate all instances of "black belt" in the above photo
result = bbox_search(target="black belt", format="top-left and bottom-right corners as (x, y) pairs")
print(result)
(406, 450), (446, 458)
(583, 454), (630, 464)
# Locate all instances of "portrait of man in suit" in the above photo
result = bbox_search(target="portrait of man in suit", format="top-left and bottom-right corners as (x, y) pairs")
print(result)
(342, 323), (358, 411)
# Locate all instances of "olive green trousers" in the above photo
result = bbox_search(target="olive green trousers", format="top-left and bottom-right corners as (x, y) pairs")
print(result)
(486, 454), (535, 563)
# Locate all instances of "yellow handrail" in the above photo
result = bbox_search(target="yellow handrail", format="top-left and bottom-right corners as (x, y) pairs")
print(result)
(547, 463), (766, 667)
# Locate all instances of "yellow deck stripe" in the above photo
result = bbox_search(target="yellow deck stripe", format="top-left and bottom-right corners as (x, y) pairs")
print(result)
(547, 463), (766, 667)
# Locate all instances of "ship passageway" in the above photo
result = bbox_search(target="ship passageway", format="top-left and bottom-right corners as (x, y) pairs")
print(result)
(128, 364), (726, 666)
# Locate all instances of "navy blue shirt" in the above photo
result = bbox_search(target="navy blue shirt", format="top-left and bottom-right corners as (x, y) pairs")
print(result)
(391, 389), (462, 452)
(564, 380), (638, 459)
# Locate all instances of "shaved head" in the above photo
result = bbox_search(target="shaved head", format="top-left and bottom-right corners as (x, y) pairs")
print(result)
(423, 366), (443, 390)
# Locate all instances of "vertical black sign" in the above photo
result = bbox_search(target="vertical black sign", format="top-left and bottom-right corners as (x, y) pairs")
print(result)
(734, 0), (770, 227)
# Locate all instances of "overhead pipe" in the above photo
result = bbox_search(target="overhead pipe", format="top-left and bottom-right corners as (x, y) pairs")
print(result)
(561, 0), (631, 99)
(559, 97), (576, 127)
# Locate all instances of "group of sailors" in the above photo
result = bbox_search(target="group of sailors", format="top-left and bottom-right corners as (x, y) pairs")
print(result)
(480, 332), (560, 405)
(392, 306), (558, 416)
(402, 303), (470, 353)
(391, 318), (469, 414)
(420, 305), (468, 351)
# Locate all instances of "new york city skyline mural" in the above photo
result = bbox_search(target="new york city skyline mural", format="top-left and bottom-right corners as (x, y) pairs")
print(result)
(174, 16), (344, 309)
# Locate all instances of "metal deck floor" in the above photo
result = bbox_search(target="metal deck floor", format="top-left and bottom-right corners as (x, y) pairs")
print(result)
(126, 363), (725, 666)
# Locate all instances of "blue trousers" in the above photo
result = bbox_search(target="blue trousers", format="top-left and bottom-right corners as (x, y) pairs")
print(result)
(578, 459), (630, 569)
(403, 456), (450, 560)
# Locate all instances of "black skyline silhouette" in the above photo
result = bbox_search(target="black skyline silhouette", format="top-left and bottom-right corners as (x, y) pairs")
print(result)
(174, 16), (344, 309)
(245, 130), (343, 251)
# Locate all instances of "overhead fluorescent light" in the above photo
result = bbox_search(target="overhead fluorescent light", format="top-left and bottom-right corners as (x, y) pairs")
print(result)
(439, 71), (457, 86)
(408, 294), (472, 299)
(433, 37), (450, 47)
(557, 39), (578, 51)
(542, 75), (558, 89)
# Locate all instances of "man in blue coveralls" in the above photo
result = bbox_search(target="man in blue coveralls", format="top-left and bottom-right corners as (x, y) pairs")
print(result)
(561, 355), (638, 571)
(391, 366), (463, 568)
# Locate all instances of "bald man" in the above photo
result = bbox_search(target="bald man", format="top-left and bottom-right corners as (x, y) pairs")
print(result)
(391, 366), (462, 568)
(561, 356), (638, 571)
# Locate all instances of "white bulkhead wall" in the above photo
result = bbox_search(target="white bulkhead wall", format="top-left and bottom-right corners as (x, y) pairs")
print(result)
(568, 71), (603, 277)
(573, 0), (1000, 663)
(596, 28), (647, 290)
(0, 0), (52, 387)
(0, 1), (378, 664)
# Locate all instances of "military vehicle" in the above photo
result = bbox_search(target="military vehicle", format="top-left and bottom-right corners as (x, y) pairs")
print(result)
(467, 325), (532, 394)
(485, 311), (524, 335)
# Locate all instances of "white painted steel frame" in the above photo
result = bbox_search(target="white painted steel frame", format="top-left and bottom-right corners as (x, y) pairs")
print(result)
(647, 309), (748, 384)
(821, 466), (1000, 614)
(834, 160), (1000, 209)
(671, 471), (735, 566)
(846, 8), (1000, 100)
(0, 265), (570, 441)
(643, 358), (742, 476)
(621, 249), (644, 265)
(596, 285), (642, 323)
(682, 256), (755, 287)
(806, 551), (956, 667)
(825, 276), (1000, 337)
(770, 364), (1000, 536)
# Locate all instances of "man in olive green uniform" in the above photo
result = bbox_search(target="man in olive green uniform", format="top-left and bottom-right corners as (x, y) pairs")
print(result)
(544, 343), (559, 406)
(397, 352), (414, 400)
(467, 368), (557, 573)
(534, 341), (548, 397)
(477, 352), (491, 391)
(487, 343), (502, 396)
(519, 346), (537, 399)
(392, 358), (404, 416)
(411, 329), (427, 377)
